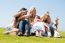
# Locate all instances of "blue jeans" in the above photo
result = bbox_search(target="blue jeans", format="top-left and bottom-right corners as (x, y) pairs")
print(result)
(45, 26), (54, 36)
(17, 20), (31, 35)
(6, 26), (12, 32)
(50, 26), (54, 36)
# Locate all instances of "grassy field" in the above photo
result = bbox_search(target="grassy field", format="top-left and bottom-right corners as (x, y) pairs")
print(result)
(0, 28), (65, 43)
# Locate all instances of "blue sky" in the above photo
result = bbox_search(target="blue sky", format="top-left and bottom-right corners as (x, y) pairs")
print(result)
(0, 0), (65, 31)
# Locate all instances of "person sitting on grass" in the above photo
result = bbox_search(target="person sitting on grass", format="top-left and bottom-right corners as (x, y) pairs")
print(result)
(4, 13), (20, 34)
(42, 11), (60, 37)
(14, 8), (30, 36)
(4, 8), (27, 35)
(17, 7), (36, 36)
(30, 15), (51, 37)
(25, 6), (36, 36)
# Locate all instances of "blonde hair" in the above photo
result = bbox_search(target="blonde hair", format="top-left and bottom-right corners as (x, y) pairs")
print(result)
(27, 6), (36, 17)
(27, 6), (36, 23)
(40, 11), (50, 22)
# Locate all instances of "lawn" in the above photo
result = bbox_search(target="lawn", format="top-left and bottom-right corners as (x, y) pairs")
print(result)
(0, 28), (65, 43)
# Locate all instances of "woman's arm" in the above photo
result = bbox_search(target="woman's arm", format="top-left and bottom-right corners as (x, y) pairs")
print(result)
(44, 23), (50, 32)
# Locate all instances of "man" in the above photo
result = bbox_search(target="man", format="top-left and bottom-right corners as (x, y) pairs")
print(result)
(16, 8), (31, 36)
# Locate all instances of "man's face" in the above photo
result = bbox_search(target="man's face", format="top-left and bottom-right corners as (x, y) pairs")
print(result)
(21, 11), (27, 15)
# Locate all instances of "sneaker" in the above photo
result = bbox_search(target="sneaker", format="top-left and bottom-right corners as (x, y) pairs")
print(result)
(48, 32), (51, 37)
(17, 32), (24, 36)
(24, 32), (29, 36)
(54, 31), (60, 38)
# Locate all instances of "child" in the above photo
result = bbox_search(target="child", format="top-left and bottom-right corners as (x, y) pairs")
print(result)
(53, 17), (60, 37)
(31, 15), (51, 37)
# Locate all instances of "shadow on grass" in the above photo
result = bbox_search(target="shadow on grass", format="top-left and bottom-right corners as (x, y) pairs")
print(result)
(55, 36), (65, 39)
(60, 36), (65, 38)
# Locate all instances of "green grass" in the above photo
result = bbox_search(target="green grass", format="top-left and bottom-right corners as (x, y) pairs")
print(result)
(0, 28), (65, 43)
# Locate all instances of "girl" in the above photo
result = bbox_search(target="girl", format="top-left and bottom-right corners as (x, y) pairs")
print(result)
(53, 17), (60, 37)
(31, 15), (51, 37)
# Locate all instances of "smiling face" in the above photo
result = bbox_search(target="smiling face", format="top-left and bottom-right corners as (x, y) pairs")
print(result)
(27, 7), (36, 23)
(41, 12), (50, 23)
(31, 8), (36, 16)
(28, 7), (36, 17)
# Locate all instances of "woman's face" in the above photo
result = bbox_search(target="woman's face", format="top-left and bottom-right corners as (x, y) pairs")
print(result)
(47, 17), (51, 24)
(32, 9), (36, 15)
(44, 15), (48, 19)
(22, 11), (27, 15)
(20, 11), (27, 16)
(30, 8), (36, 17)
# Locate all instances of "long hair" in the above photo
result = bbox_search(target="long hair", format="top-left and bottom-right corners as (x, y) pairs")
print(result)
(27, 6), (36, 23)
(40, 11), (50, 23)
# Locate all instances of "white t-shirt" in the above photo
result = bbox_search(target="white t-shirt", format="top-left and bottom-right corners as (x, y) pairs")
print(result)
(31, 22), (45, 33)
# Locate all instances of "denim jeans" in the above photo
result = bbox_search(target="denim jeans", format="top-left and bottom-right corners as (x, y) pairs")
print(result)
(17, 20), (31, 35)
(50, 26), (54, 36)
(6, 26), (12, 32)
(44, 26), (54, 36)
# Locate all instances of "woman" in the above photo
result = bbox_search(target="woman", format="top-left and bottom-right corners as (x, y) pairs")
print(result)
(26, 7), (37, 36)
(17, 7), (36, 36)
(28, 6), (36, 25)
(42, 11), (60, 37)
